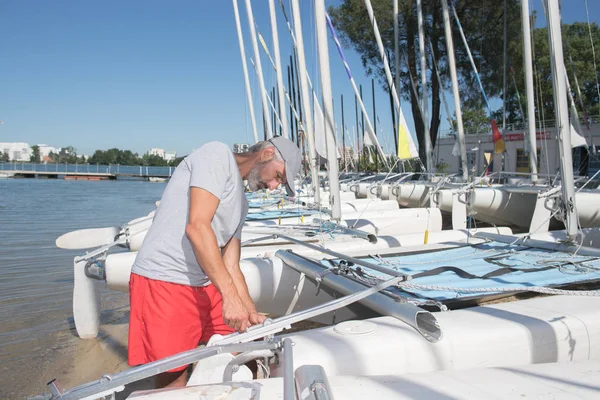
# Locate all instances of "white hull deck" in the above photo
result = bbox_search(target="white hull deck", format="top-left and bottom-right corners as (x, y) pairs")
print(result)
(131, 360), (600, 399)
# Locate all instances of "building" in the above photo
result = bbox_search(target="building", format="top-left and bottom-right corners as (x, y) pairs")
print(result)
(0, 142), (32, 162)
(233, 143), (250, 154)
(148, 148), (165, 158)
(164, 151), (177, 162)
(38, 144), (58, 159)
(433, 121), (600, 177)
(147, 148), (177, 162)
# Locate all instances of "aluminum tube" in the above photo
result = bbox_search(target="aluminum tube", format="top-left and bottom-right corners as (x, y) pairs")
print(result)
(283, 338), (295, 400)
(276, 250), (442, 343)
(393, 0), (400, 107)
(315, 0), (342, 221)
(232, 0), (259, 143)
(291, 0), (320, 204)
(473, 232), (600, 257)
(294, 365), (335, 400)
(223, 349), (274, 382)
(441, 0), (468, 180)
(244, 0), (274, 139)
(268, 0), (289, 139)
(416, 0), (433, 173)
(275, 234), (404, 277)
(546, 0), (578, 239)
(334, 226), (377, 244)
(55, 342), (280, 400)
(522, 0), (538, 180)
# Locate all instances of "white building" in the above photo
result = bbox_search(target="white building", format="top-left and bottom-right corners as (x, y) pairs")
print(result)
(164, 151), (177, 162)
(0, 142), (32, 162)
(148, 148), (165, 158)
(38, 144), (58, 159)
(433, 121), (600, 177)
(148, 148), (177, 162)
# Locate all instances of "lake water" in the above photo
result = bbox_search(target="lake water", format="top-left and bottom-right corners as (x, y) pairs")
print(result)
(0, 178), (166, 399)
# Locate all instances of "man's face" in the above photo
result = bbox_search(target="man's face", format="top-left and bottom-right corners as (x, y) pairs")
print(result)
(247, 159), (286, 192)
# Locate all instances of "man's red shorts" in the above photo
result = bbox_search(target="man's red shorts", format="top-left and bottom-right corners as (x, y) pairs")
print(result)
(128, 273), (234, 372)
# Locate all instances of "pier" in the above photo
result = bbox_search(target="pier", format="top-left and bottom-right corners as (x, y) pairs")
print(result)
(0, 163), (174, 180)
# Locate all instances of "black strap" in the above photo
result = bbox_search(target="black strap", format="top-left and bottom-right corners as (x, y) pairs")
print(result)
(411, 265), (557, 280)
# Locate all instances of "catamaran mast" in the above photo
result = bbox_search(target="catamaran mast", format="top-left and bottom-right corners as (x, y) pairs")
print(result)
(268, 0), (289, 139)
(546, 0), (578, 240)
(441, 0), (468, 181)
(393, 0), (400, 110)
(232, 0), (259, 143)
(291, 0), (320, 204)
(521, 0), (538, 181)
(502, 0), (508, 131)
(315, 0), (341, 221)
(416, 0), (433, 173)
(244, 0), (273, 139)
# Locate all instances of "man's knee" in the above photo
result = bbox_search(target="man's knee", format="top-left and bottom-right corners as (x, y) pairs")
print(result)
(155, 367), (190, 389)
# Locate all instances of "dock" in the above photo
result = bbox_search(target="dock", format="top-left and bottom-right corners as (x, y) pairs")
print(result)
(0, 163), (174, 180)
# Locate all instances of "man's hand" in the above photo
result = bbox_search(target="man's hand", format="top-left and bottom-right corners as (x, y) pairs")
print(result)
(222, 294), (251, 332)
(249, 312), (267, 325)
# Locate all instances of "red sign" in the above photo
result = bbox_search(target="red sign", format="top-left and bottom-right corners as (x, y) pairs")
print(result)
(504, 132), (551, 141)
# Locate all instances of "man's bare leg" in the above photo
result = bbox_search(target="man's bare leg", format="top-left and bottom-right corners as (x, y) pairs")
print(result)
(155, 368), (188, 389)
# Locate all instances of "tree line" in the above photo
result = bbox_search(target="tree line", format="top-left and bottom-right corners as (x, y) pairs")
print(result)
(0, 146), (184, 167)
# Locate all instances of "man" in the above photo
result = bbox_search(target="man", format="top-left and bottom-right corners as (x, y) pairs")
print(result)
(128, 137), (301, 388)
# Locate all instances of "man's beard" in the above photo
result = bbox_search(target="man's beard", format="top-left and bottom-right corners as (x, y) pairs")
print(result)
(246, 162), (267, 191)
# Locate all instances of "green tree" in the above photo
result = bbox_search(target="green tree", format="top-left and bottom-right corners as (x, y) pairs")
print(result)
(47, 146), (79, 163)
(459, 106), (490, 134)
(168, 156), (185, 167)
(505, 21), (600, 123)
(141, 153), (168, 166)
(0, 151), (9, 162)
(29, 145), (41, 163)
(88, 148), (143, 165)
(329, 0), (522, 167)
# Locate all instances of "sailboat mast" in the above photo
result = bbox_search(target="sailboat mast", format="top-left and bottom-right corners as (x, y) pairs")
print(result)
(268, 0), (289, 139)
(342, 94), (347, 172)
(372, 79), (378, 171)
(232, 0), (259, 143)
(355, 94), (360, 172)
(315, 0), (341, 221)
(546, 0), (578, 239)
(393, 0), (400, 111)
(291, 0), (320, 204)
(416, 0), (433, 173)
(441, 0), (468, 180)
(502, 0), (508, 131)
(244, 0), (273, 139)
(521, 0), (538, 181)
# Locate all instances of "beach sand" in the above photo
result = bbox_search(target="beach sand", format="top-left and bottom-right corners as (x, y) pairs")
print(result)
(37, 305), (155, 400)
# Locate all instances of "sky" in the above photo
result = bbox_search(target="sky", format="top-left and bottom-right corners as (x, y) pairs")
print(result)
(0, 0), (598, 157)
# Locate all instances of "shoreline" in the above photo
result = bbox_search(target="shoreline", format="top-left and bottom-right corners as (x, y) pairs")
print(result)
(37, 303), (157, 400)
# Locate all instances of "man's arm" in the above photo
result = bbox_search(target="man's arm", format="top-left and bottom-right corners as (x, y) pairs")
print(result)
(222, 237), (267, 325)
(185, 187), (250, 332)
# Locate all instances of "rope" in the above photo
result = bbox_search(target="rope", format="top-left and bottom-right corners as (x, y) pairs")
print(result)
(398, 282), (600, 296)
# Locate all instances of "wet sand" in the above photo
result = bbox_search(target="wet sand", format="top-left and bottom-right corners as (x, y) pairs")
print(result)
(27, 304), (154, 400)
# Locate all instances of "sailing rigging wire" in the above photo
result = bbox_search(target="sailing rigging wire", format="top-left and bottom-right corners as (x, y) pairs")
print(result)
(398, 282), (600, 296)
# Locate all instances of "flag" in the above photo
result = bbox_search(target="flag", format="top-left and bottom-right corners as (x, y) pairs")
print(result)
(491, 119), (505, 154)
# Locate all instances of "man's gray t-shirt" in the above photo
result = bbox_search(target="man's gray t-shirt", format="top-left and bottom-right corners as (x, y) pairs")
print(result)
(132, 142), (248, 286)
